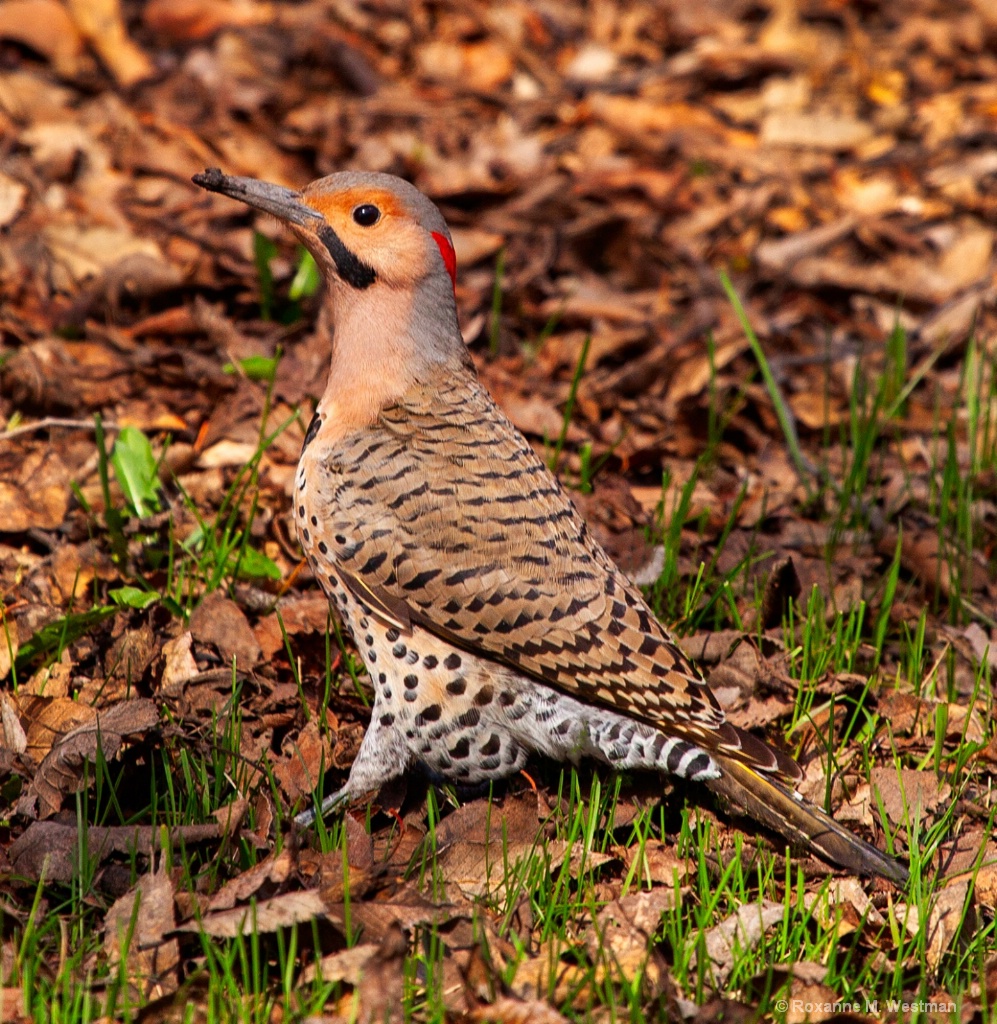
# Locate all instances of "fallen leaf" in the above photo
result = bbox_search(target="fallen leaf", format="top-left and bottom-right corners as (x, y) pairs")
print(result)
(104, 869), (179, 1000)
(143, 0), (273, 42)
(189, 593), (261, 669)
(870, 767), (948, 827)
(9, 821), (226, 882)
(0, 446), (70, 532)
(0, 0), (85, 77)
(19, 698), (159, 818)
(178, 890), (328, 937)
(690, 900), (785, 986)
(66, 0), (154, 86)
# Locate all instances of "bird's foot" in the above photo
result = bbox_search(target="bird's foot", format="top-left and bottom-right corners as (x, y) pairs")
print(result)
(294, 785), (350, 827)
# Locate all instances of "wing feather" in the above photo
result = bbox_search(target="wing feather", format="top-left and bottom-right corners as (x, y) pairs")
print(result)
(313, 375), (746, 750)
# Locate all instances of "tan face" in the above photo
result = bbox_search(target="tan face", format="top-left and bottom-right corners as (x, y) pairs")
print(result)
(297, 185), (432, 289)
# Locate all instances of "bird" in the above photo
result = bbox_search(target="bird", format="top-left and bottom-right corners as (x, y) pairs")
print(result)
(193, 166), (908, 884)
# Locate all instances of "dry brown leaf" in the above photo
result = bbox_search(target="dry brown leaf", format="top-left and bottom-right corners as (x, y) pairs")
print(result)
(272, 719), (332, 805)
(588, 888), (675, 989)
(19, 695), (97, 763)
(160, 631), (199, 689)
(618, 840), (689, 888)
(0, 0), (85, 77)
(105, 622), (159, 691)
(66, 0), (154, 86)
(0, 446), (70, 532)
(450, 228), (505, 268)
(8, 821), (225, 882)
(299, 943), (378, 986)
(925, 881), (975, 971)
(189, 593), (261, 669)
(206, 847), (295, 912)
(104, 869), (179, 1000)
(470, 996), (570, 1024)
(870, 767), (948, 827)
(19, 698), (159, 819)
(434, 791), (564, 901)
(326, 885), (462, 943)
(760, 110), (874, 151)
(690, 900), (785, 987)
(143, 0), (273, 42)
(802, 878), (884, 941)
(415, 40), (513, 91)
(42, 224), (164, 286)
(253, 593), (331, 659)
(0, 694), (26, 753)
(180, 890), (328, 938)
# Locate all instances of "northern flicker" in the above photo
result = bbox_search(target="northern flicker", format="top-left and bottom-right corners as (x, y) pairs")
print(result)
(193, 167), (908, 884)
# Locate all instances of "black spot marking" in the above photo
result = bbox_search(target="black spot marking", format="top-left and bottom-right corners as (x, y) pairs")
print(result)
(473, 685), (494, 707)
(365, 635), (373, 646)
(423, 655), (438, 669)
(369, 651), (377, 663)
(393, 642), (407, 659)
(361, 551), (387, 574)
(317, 223), (376, 289)
(335, 534), (346, 544)
(298, 505), (305, 518)
(444, 653), (462, 670)
(386, 628), (400, 643)
(446, 677), (467, 696)
(555, 719), (571, 735)
(416, 704), (442, 725)
(450, 737), (470, 759)
(458, 708), (480, 729)
(403, 569), (442, 590)
(404, 674), (419, 689)
(378, 672), (387, 684)
(380, 713), (395, 727)
(405, 650), (419, 665)
(480, 734), (501, 756)
(302, 528), (310, 542)
(318, 541), (328, 554)
(498, 691), (515, 707)
(310, 515), (318, 527)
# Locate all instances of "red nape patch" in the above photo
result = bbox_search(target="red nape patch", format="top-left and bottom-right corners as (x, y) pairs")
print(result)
(431, 231), (457, 293)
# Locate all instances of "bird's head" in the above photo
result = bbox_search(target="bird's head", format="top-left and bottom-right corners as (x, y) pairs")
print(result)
(193, 167), (457, 299)
(193, 169), (470, 424)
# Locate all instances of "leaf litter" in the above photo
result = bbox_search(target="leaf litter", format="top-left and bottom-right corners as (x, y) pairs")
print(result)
(0, 0), (996, 1020)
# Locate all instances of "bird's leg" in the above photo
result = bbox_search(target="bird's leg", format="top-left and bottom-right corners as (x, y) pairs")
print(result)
(295, 712), (413, 827)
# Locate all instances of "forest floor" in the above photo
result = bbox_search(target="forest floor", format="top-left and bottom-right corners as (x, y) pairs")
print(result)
(1, 0), (996, 1020)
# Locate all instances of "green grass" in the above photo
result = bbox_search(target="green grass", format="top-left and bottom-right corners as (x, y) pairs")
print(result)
(5, 297), (997, 1023)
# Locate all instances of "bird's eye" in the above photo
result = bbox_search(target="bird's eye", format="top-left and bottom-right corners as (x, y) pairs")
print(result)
(352, 204), (381, 227)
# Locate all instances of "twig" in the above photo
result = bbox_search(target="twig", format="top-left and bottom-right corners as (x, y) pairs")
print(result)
(0, 418), (121, 442)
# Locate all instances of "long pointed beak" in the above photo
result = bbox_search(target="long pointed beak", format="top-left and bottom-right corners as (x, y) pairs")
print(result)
(192, 168), (324, 229)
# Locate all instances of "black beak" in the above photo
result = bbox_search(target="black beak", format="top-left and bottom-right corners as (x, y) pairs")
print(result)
(192, 168), (324, 229)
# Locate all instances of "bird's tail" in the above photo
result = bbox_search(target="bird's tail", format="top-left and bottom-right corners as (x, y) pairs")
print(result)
(706, 753), (908, 884)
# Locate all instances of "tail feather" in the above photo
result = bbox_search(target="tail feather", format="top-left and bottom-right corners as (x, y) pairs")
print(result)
(706, 753), (908, 884)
